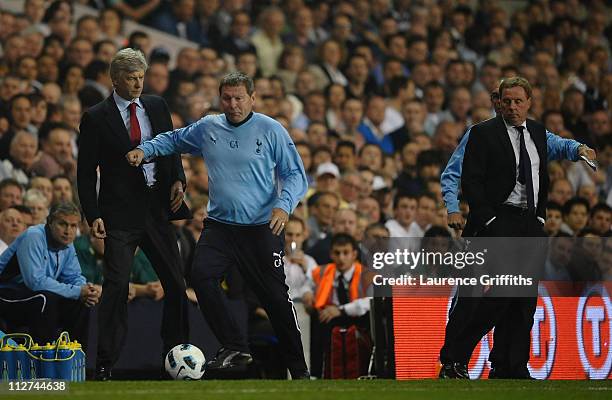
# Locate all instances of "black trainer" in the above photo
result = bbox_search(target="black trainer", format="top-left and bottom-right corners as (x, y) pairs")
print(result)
(291, 370), (311, 380)
(438, 362), (470, 379)
(206, 348), (253, 370)
(94, 365), (112, 381)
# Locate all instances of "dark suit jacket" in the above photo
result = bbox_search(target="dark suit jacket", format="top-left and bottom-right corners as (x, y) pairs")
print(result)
(461, 116), (548, 236)
(77, 94), (190, 230)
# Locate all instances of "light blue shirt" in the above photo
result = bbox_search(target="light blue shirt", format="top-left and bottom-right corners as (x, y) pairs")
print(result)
(139, 112), (308, 225)
(0, 225), (86, 300)
(441, 127), (582, 214)
(113, 91), (157, 186)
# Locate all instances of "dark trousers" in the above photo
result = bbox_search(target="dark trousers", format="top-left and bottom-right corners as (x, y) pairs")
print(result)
(0, 286), (90, 350)
(96, 203), (189, 368)
(440, 206), (545, 375)
(190, 219), (308, 376)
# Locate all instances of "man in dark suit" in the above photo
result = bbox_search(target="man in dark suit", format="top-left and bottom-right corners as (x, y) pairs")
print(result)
(77, 48), (191, 381)
(439, 77), (548, 379)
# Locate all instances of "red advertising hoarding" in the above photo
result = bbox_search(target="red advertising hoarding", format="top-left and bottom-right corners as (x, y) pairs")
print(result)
(393, 283), (612, 379)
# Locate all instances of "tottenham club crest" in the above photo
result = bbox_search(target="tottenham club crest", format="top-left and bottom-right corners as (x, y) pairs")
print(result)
(255, 138), (262, 154)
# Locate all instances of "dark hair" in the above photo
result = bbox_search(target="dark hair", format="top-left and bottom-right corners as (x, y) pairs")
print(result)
(47, 201), (80, 224)
(219, 71), (254, 95)
(38, 121), (72, 143)
(0, 178), (23, 193)
(335, 140), (356, 155)
(393, 192), (417, 210)
(591, 202), (612, 218)
(562, 196), (590, 216)
(330, 233), (358, 251)
(546, 201), (563, 213)
(94, 39), (117, 54)
(12, 204), (33, 216)
(84, 60), (109, 81)
(388, 76), (411, 98)
(424, 225), (451, 238)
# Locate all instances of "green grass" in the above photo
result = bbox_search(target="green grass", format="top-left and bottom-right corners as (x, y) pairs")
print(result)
(6, 379), (612, 400)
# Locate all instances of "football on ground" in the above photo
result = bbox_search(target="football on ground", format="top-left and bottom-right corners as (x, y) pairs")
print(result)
(164, 344), (206, 380)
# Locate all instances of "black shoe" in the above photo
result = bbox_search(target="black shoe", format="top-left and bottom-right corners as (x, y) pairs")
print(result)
(291, 370), (311, 380)
(489, 367), (511, 379)
(439, 362), (470, 379)
(511, 367), (535, 380)
(95, 365), (112, 381)
(206, 348), (253, 370)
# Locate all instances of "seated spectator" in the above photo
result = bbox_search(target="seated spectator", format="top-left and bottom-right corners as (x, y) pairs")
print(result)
(284, 216), (316, 302)
(544, 233), (573, 281)
(150, 0), (207, 45)
(307, 233), (373, 378)
(28, 176), (53, 206)
(30, 123), (77, 180)
(14, 205), (34, 227)
(589, 203), (612, 236)
(305, 191), (339, 250)
(549, 178), (574, 207)
(307, 208), (358, 265)
(23, 189), (49, 225)
(560, 197), (590, 236)
(0, 207), (27, 254)
(0, 202), (99, 349)
(357, 95), (394, 154)
(0, 179), (23, 211)
(545, 201), (563, 237)
(384, 193), (417, 237)
(51, 175), (74, 205)
(0, 130), (39, 185)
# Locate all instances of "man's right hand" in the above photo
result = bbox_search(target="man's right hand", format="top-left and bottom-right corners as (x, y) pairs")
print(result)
(92, 218), (107, 239)
(80, 284), (100, 307)
(126, 149), (145, 166)
(448, 212), (465, 232)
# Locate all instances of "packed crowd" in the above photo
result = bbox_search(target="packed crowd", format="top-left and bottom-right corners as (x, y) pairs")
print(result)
(0, 0), (611, 376)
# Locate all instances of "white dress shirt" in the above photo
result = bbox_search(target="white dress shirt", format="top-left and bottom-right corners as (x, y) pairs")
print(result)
(503, 120), (540, 209)
(332, 265), (371, 317)
(113, 91), (157, 186)
(283, 253), (316, 300)
(385, 219), (411, 237)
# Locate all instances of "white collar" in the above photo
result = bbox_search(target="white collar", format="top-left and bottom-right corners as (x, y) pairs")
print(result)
(113, 91), (143, 111)
(503, 118), (527, 132)
(335, 264), (356, 282)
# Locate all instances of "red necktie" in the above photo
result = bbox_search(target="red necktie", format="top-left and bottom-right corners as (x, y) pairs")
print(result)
(129, 102), (141, 146)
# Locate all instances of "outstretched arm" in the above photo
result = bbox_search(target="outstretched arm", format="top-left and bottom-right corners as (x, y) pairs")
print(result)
(127, 118), (208, 165)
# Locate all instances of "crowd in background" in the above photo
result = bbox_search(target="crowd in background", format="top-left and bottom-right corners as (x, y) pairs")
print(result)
(0, 0), (611, 354)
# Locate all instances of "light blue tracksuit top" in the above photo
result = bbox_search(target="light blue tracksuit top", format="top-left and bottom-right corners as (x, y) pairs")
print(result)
(139, 112), (308, 225)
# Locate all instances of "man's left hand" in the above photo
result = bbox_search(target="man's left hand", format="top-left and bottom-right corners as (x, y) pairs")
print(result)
(319, 305), (341, 323)
(170, 181), (184, 213)
(579, 145), (596, 161)
(269, 208), (289, 236)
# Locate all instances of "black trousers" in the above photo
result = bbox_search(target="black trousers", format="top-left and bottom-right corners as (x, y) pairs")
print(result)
(0, 286), (90, 350)
(190, 219), (308, 376)
(440, 206), (545, 375)
(96, 201), (189, 368)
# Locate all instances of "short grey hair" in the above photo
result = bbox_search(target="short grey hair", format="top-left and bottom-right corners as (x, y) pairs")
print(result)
(110, 48), (148, 82)
(47, 202), (81, 224)
(219, 71), (254, 95)
(24, 189), (49, 207)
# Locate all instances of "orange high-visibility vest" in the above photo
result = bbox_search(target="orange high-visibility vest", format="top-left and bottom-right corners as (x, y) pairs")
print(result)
(312, 263), (364, 310)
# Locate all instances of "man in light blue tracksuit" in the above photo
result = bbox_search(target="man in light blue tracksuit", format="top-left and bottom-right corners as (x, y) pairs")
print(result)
(0, 203), (99, 349)
(126, 72), (310, 379)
